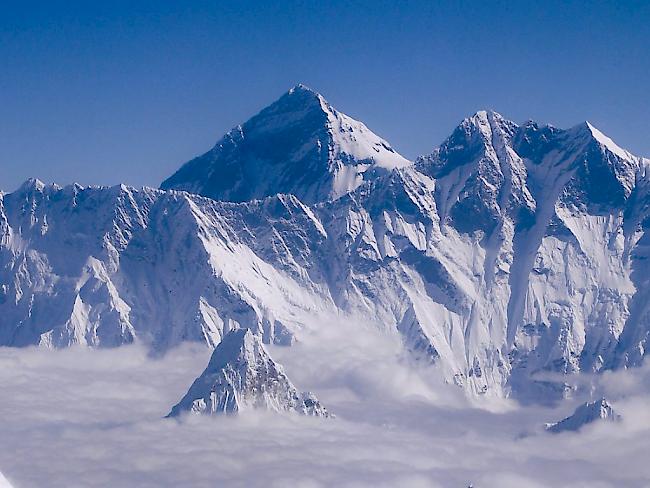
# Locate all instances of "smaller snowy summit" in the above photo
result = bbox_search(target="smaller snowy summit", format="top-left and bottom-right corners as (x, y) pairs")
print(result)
(167, 328), (329, 417)
(546, 398), (621, 434)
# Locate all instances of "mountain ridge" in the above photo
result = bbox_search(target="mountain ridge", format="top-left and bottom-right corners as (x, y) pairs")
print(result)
(2, 95), (650, 404)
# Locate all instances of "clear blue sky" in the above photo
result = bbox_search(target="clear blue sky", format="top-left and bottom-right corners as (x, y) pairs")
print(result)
(1, 0), (649, 192)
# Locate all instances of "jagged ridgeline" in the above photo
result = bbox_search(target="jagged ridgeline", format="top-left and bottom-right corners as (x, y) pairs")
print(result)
(2, 85), (649, 403)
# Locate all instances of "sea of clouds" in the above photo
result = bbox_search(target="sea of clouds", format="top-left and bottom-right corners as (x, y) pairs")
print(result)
(0, 320), (649, 487)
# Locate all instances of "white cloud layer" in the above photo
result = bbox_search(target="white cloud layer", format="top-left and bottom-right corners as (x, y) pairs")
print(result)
(0, 321), (649, 487)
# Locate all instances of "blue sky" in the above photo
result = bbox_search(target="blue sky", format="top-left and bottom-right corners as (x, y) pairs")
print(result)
(1, 0), (649, 191)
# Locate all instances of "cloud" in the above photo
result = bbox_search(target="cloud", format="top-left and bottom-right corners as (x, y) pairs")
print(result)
(0, 322), (649, 487)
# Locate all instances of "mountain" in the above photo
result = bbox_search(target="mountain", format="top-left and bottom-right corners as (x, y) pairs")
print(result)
(0, 180), (329, 350)
(413, 111), (649, 399)
(2, 99), (650, 404)
(546, 398), (621, 433)
(167, 328), (329, 417)
(160, 84), (411, 204)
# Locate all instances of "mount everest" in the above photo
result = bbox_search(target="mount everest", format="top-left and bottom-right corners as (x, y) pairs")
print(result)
(2, 85), (649, 405)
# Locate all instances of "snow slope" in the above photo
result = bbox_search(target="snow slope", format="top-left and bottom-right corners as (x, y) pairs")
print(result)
(160, 84), (411, 204)
(0, 181), (331, 350)
(2, 102), (650, 403)
(167, 328), (329, 417)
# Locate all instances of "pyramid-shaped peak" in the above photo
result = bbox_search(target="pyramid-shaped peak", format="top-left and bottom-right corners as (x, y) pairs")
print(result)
(16, 177), (46, 193)
(580, 121), (637, 161)
(469, 109), (506, 121)
(204, 327), (259, 370)
(288, 83), (319, 96)
(167, 328), (330, 417)
(418, 109), (519, 171)
(161, 84), (410, 204)
(461, 109), (518, 135)
(269, 83), (326, 111)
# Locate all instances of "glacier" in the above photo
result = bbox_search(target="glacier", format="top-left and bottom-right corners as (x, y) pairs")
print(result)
(2, 86), (650, 404)
(160, 84), (411, 204)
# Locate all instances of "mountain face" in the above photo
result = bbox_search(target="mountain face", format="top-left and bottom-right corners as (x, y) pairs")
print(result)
(546, 398), (621, 433)
(412, 112), (650, 399)
(160, 84), (410, 204)
(2, 94), (650, 404)
(167, 328), (329, 417)
(0, 180), (328, 350)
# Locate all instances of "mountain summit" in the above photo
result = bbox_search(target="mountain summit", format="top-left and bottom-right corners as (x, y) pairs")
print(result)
(160, 84), (410, 204)
(546, 398), (621, 433)
(167, 328), (329, 417)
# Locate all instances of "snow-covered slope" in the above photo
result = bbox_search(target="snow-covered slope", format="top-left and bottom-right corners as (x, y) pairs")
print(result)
(160, 84), (411, 204)
(2, 103), (650, 404)
(168, 328), (329, 417)
(545, 398), (621, 433)
(0, 181), (332, 350)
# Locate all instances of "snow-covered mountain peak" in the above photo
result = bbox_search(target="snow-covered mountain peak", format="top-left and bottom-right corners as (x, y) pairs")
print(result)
(417, 110), (519, 174)
(286, 82), (321, 99)
(555, 121), (642, 206)
(417, 111), (645, 224)
(254, 83), (327, 125)
(160, 86), (410, 204)
(11, 178), (67, 201)
(442, 110), (518, 154)
(167, 328), (330, 417)
(416, 110), (533, 232)
(288, 82), (317, 93)
(584, 121), (636, 162)
(465, 109), (515, 135)
(204, 328), (259, 371)
(546, 398), (622, 433)
(17, 177), (46, 193)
